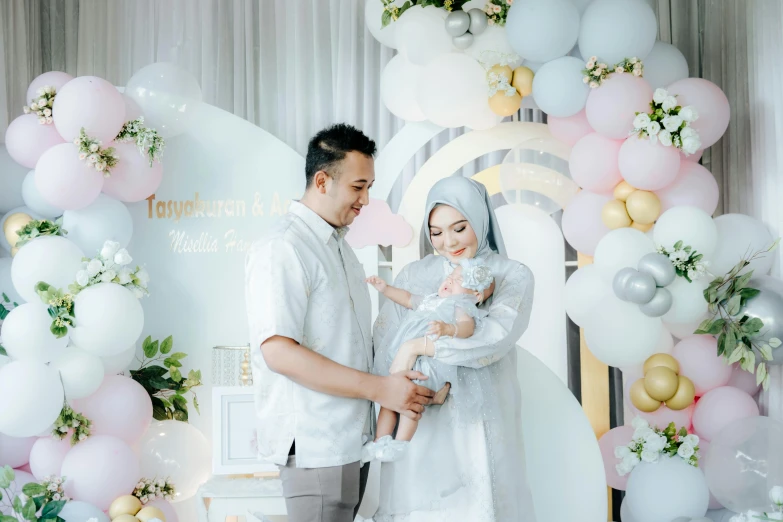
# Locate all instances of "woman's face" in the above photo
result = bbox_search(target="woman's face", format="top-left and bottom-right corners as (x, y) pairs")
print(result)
(428, 205), (479, 263)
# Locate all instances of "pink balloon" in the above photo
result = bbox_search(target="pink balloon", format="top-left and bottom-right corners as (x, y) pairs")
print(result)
(53, 76), (126, 143)
(569, 133), (623, 192)
(692, 386), (759, 442)
(599, 425), (635, 490)
(73, 375), (152, 446)
(61, 435), (140, 511)
(697, 439), (724, 509)
(122, 95), (144, 122)
(667, 78), (730, 149)
(586, 75), (653, 139)
(0, 469), (36, 515)
(26, 71), (74, 105)
(146, 498), (179, 522)
(35, 143), (104, 210)
(102, 142), (163, 203)
(547, 109), (593, 146)
(0, 433), (36, 468)
(726, 363), (761, 397)
(656, 161), (719, 215)
(29, 436), (71, 480)
(672, 335), (732, 396)
(682, 149), (703, 163)
(5, 114), (65, 168)
(618, 135), (681, 190)
(562, 191), (612, 256)
(627, 400), (694, 431)
(15, 463), (32, 474)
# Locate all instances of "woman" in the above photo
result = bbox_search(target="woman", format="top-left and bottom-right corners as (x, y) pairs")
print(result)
(372, 176), (537, 521)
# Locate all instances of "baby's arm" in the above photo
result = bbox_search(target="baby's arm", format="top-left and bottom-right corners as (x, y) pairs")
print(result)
(427, 309), (475, 339)
(366, 276), (416, 309)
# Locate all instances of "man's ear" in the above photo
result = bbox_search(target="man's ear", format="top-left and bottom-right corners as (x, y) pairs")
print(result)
(313, 170), (331, 194)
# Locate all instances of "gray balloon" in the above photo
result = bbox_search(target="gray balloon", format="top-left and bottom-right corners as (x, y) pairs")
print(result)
(445, 10), (470, 36)
(640, 287), (673, 317)
(637, 252), (676, 287)
(613, 267), (638, 301)
(467, 9), (488, 36)
(625, 271), (658, 304)
(452, 32), (474, 50)
(740, 275), (783, 365)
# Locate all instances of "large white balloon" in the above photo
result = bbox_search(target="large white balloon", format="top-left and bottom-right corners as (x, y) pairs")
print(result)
(380, 55), (426, 122)
(0, 147), (27, 214)
(395, 6), (452, 66)
(709, 214), (774, 277)
(58, 501), (110, 522)
(531, 57), (590, 118)
(564, 264), (609, 327)
(1, 303), (69, 363)
(62, 194), (133, 256)
(654, 206), (719, 259)
(664, 314), (708, 340)
(468, 26), (519, 66)
(70, 283), (144, 356)
(417, 53), (488, 128)
(626, 457), (710, 522)
(22, 170), (63, 218)
(365, 0), (405, 49)
(578, 0), (657, 64)
(506, 0), (580, 63)
(125, 62), (203, 138)
(0, 360), (64, 437)
(593, 228), (656, 281)
(100, 345), (137, 374)
(642, 41), (690, 90)
(11, 236), (84, 303)
(0, 258), (24, 304)
(662, 277), (710, 324)
(51, 345), (105, 399)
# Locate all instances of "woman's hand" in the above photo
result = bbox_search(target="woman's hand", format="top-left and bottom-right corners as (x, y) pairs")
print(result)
(427, 321), (454, 339)
(365, 275), (387, 292)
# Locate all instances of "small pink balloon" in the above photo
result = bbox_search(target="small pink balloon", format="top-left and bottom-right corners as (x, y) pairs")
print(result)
(599, 425), (635, 490)
(692, 386), (759, 442)
(672, 335), (732, 396)
(682, 149), (703, 163)
(0, 433), (36, 468)
(122, 95), (144, 122)
(569, 133), (623, 193)
(15, 463), (32, 474)
(562, 190), (612, 256)
(618, 135), (681, 190)
(29, 436), (72, 480)
(102, 142), (163, 203)
(548, 109), (593, 146)
(627, 400), (694, 431)
(656, 161), (719, 215)
(26, 71), (74, 105)
(667, 78), (730, 149)
(697, 439), (724, 509)
(5, 114), (65, 168)
(53, 76), (126, 143)
(61, 435), (140, 511)
(35, 143), (104, 210)
(146, 498), (179, 522)
(726, 363), (761, 397)
(586, 75), (653, 139)
(73, 375), (152, 446)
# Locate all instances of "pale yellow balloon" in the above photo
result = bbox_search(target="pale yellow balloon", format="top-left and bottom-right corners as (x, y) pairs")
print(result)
(488, 91), (522, 117)
(511, 66), (534, 97)
(643, 353), (680, 375)
(613, 181), (637, 202)
(666, 375), (696, 411)
(625, 190), (661, 225)
(630, 379), (661, 413)
(630, 221), (653, 233)
(601, 199), (631, 229)
(109, 495), (142, 518)
(488, 64), (513, 83)
(10, 247), (18, 257)
(136, 506), (167, 522)
(113, 515), (141, 522)
(644, 366), (679, 402)
(3, 212), (32, 248)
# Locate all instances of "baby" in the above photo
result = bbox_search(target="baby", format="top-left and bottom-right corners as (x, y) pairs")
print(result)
(362, 258), (494, 462)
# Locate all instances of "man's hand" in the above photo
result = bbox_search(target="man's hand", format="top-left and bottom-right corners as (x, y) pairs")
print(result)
(365, 275), (387, 293)
(374, 371), (435, 420)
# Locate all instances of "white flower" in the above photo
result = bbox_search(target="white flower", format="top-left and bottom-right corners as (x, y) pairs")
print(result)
(487, 18), (494, 25)
(89, 143), (99, 152)
(633, 426), (654, 441)
(71, 419), (80, 427)
(663, 115), (683, 132)
(141, 495), (148, 504)
(646, 121), (661, 136)
(630, 57), (638, 64)
(100, 269), (117, 283)
(590, 55), (597, 62)
(101, 240), (121, 259)
(770, 485), (783, 505)
(653, 88), (668, 104)
(644, 433), (668, 452)
(43, 108), (51, 116)
(633, 68), (642, 77)
(680, 126), (697, 139)
(86, 258), (103, 276)
(641, 448), (660, 463)
(615, 67), (623, 73)
(157, 479), (165, 487)
(148, 492), (156, 500)
(23, 106), (30, 114)
(682, 134), (701, 155)
(493, 4), (501, 12)
(662, 95), (678, 111)
(614, 445), (631, 459)
(132, 287), (145, 298)
(76, 270), (90, 286)
(592, 69), (601, 77)
(589, 81), (599, 89)
(87, 154), (98, 164)
(679, 105), (698, 122)
(53, 493), (61, 501)
(31, 102), (39, 111)
(586, 60), (595, 68)
(677, 443), (695, 459)
(48, 483), (58, 491)
(39, 117), (47, 125)
(631, 417), (649, 430)
(687, 268), (698, 280)
(136, 482), (145, 489)
(78, 153), (87, 160)
(118, 267), (133, 285)
(96, 162), (105, 172)
(39, 97), (47, 106)
(658, 130), (673, 147)
(616, 461), (632, 476)
(114, 248), (132, 266)
(582, 76), (589, 84)
(78, 433), (86, 441)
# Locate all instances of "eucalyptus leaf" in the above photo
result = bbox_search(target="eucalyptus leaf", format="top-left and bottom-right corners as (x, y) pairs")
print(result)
(727, 344), (745, 365)
(727, 295), (742, 316)
(160, 335), (174, 354)
(770, 337), (782, 348)
(170, 367), (182, 383)
(707, 319), (725, 335)
(169, 352), (187, 361)
(760, 344), (773, 361)
(22, 482), (46, 496)
(756, 362), (767, 386)
(717, 333), (726, 357)
(22, 497), (36, 520)
(0, 465), (13, 488)
(163, 358), (182, 369)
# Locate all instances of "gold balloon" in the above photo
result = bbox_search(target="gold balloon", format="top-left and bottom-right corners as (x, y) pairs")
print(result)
(644, 366), (680, 401)
(643, 353), (680, 375)
(10, 247), (18, 257)
(625, 190), (661, 225)
(113, 516), (141, 522)
(601, 199), (631, 229)
(3, 212), (32, 248)
(613, 181), (637, 202)
(488, 64), (513, 83)
(630, 379), (661, 412)
(488, 91), (522, 117)
(666, 375), (696, 411)
(109, 495), (142, 518)
(630, 221), (653, 233)
(511, 66), (534, 97)
(136, 506), (167, 522)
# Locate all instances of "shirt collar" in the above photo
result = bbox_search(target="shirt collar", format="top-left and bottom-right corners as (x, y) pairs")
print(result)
(289, 201), (348, 244)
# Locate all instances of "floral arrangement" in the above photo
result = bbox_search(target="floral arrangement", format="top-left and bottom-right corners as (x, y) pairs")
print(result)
(380, 0), (414, 27)
(15, 218), (67, 248)
(38, 476), (70, 504)
(0, 465), (69, 521)
(52, 404), (92, 445)
(75, 128), (119, 177)
(486, 71), (517, 97)
(23, 85), (56, 125)
(133, 477), (176, 504)
(582, 56), (642, 88)
(484, 0), (512, 26)
(115, 117), (165, 166)
(656, 241), (709, 283)
(631, 87), (701, 155)
(695, 240), (781, 390)
(35, 282), (75, 338)
(730, 486), (783, 521)
(71, 240), (149, 298)
(615, 418), (698, 476)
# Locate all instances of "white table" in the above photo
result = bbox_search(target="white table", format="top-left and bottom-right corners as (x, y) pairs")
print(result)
(196, 476), (287, 522)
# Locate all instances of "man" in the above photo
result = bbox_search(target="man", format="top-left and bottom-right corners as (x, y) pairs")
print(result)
(245, 123), (435, 522)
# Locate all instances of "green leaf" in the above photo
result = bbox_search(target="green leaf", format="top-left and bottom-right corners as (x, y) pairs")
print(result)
(734, 271), (753, 291)
(724, 328), (737, 357)
(160, 335), (174, 354)
(756, 362), (767, 386)
(726, 295), (742, 316)
(169, 351), (187, 361)
(50, 323), (69, 338)
(674, 240), (683, 250)
(142, 335), (153, 356)
(727, 343), (745, 365)
(0, 345), (6, 357)
(170, 367), (182, 383)
(694, 318), (714, 335)
(133, 366), (168, 378)
(0, 515), (19, 522)
(0, 465), (14, 488)
(148, 376), (172, 390)
(172, 395), (187, 410)
(163, 358), (182, 369)
(151, 397), (170, 421)
(41, 500), (66, 518)
(717, 333), (726, 357)
(769, 337), (782, 348)
(143, 340), (159, 358)
(707, 318), (725, 335)
(742, 317), (764, 335)
(22, 482), (46, 496)
(22, 497), (36, 520)
(759, 344), (773, 361)
(193, 393), (200, 414)
(172, 408), (188, 422)
(158, 396), (173, 410)
(12, 495), (23, 514)
(381, 10), (391, 27)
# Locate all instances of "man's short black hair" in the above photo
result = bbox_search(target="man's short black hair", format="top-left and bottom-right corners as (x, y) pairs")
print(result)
(305, 124), (377, 187)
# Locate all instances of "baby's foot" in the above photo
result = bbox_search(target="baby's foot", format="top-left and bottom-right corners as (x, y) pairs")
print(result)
(361, 435), (393, 464)
(432, 382), (451, 405)
(376, 439), (409, 462)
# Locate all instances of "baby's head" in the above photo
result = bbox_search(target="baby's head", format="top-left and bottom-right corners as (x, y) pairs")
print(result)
(437, 259), (494, 304)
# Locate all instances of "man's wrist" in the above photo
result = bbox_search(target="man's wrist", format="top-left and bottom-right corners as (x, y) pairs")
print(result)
(360, 372), (383, 403)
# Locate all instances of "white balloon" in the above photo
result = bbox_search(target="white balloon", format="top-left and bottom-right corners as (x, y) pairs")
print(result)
(468, 26), (519, 66)
(594, 228), (656, 281)
(11, 236), (84, 303)
(381, 55), (426, 121)
(0, 258), (24, 305)
(506, 0), (580, 63)
(58, 501), (110, 522)
(51, 345), (105, 399)
(578, 0), (657, 64)
(125, 62), (202, 139)
(565, 264), (609, 327)
(0, 147), (27, 214)
(664, 314), (708, 340)
(70, 283), (144, 356)
(365, 0), (404, 48)
(709, 214), (774, 277)
(531, 56), (590, 117)
(1, 303), (69, 363)
(418, 53), (488, 128)
(0, 206), (43, 253)
(22, 170), (62, 218)
(523, 60), (544, 73)
(642, 41), (690, 90)
(654, 206), (718, 258)
(662, 276), (710, 324)
(568, 0), (594, 15)
(625, 456), (710, 522)
(395, 6), (452, 66)
(620, 497), (637, 522)
(62, 194), (133, 256)
(0, 360), (64, 437)
(100, 345), (137, 374)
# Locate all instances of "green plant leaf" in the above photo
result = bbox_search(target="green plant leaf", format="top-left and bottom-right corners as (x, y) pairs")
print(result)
(163, 358), (182, 369)
(21, 482), (46, 497)
(41, 500), (66, 518)
(756, 362), (767, 386)
(12, 495), (23, 514)
(707, 319), (725, 335)
(22, 497), (36, 520)
(769, 337), (782, 348)
(148, 377), (172, 390)
(170, 367), (182, 383)
(741, 317), (763, 335)
(193, 393), (200, 414)
(172, 394), (187, 410)
(717, 333), (726, 357)
(172, 408), (188, 422)
(142, 335), (154, 357)
(726, 295), (742, 316)
(0, 345), (6, 357)
(169, 351), (187, 361)
(760, 344), (773, 361)
(0, 515), (19, 522)
(694, 318), (713, 335)
(381, 10), (391, 27)
(727, 343), (745, 365)
(724, 328), (737, 356)
(160, 335), (174, 354)
(151, 397), (170, 421)
(0, 465), (13, 488)
(133, 366), (168, 379)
